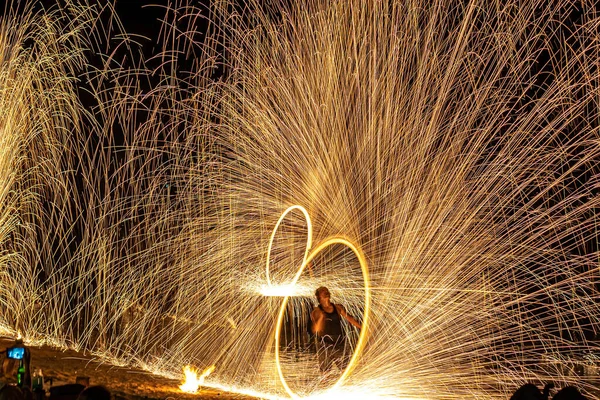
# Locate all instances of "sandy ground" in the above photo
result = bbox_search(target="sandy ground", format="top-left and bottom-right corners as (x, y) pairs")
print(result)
(0, 338), (255, 400)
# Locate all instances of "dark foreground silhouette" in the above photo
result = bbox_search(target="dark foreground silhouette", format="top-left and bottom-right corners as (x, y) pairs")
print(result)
(510, 383), (587, 400)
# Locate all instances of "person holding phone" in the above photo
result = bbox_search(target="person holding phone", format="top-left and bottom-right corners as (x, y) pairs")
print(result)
(2, 339), (31, 388)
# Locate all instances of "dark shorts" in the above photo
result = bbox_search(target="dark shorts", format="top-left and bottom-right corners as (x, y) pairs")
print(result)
(316, 335), (350, 372)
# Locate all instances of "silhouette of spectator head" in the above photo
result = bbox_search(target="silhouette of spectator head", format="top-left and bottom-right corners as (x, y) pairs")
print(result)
(552, 386), (586, 400)
(76, 386), (111, 400)
(0, 384), (25, 400)
(510, 384), (544, 400)
(19, 388), (32, 400)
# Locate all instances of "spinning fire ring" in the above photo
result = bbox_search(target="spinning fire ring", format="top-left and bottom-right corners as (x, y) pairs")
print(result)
(266, 206), (371, 398)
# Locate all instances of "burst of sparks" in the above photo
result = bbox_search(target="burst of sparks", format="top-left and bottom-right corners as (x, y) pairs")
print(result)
(180, 365), (215, 393)
(259, 284), (307, 297)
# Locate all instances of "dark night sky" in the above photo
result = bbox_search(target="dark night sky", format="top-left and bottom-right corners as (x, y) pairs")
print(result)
(4, 1), (208, 55)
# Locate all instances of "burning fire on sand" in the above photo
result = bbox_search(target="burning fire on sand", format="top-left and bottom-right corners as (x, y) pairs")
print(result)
(179, 365), (216, 393)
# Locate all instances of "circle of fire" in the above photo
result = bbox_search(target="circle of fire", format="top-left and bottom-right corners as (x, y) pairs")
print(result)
(267, 206), (371, 399)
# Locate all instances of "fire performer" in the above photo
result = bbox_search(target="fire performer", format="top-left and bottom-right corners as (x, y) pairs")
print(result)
(311, 286), (361, 373)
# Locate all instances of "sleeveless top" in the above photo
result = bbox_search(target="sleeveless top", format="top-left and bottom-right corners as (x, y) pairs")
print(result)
(318, 303), (343, 339)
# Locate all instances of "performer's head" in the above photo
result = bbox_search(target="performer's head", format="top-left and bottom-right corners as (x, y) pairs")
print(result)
(315, 286), (331, 306)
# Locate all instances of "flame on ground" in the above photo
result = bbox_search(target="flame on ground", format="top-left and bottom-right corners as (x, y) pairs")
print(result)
(179, 365), (216, 393)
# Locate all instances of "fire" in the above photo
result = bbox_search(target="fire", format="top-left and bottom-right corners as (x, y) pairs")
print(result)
(179, 365), (215, 393)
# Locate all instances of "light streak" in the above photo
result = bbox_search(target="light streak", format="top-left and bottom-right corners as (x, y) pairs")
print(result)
(267, 207), (370, 398)
(266, 205), (313, 288)
(259, 284), (310, 297)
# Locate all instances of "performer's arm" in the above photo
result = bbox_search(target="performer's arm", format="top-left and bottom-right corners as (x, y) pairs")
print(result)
(311, 307), (325, 334)
(337, 304), (362, 330)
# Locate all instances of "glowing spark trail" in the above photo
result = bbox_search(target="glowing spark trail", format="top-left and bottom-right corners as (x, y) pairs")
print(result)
(1, 0), (600, 399)
(267, 206), (371, 398)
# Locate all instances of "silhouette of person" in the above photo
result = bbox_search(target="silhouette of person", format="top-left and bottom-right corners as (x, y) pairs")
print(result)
(0, 384), (25, 400)
(552, 386), (586, 400)
(509, 383), (544, 400)
(2, 340), (31, 389)
(77, 386), (111, 400)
